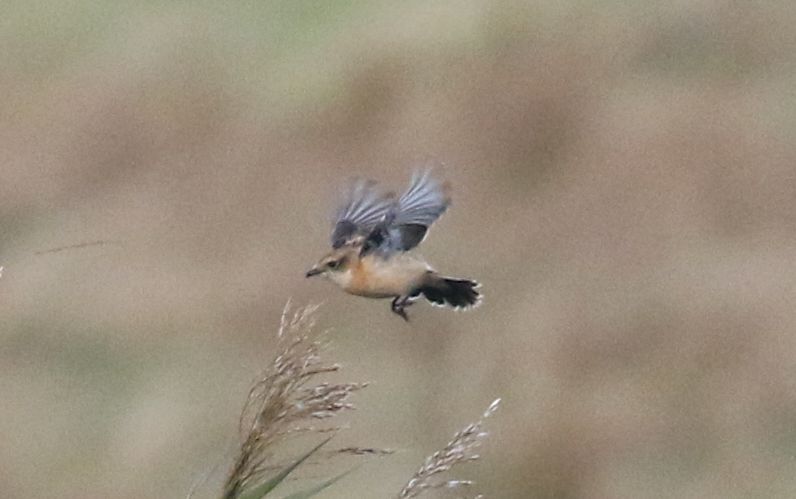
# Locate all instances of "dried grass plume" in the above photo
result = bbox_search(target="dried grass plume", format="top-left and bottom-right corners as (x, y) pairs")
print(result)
(399, 398), (501, 498)
(222, 301), (367, 499)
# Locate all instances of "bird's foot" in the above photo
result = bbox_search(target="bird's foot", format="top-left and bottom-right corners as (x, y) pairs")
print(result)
(391, 296), (411, 322)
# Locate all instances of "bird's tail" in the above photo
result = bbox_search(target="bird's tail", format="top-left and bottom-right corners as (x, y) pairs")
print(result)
(418, 274), (481, 310)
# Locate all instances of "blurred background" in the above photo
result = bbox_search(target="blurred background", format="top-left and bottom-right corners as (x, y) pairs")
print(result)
(2, 1), (796, 497)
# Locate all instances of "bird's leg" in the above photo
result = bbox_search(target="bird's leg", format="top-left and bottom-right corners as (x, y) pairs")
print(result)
(391, 295), (411, 321)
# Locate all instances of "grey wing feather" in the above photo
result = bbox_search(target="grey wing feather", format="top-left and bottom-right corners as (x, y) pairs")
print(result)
(383, 171), (451, 252)
(331, 179), (393, 248)
(395, 170), (450, 226)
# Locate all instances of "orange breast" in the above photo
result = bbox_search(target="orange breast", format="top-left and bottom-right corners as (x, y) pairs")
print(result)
(344, 255), (427, 298)
(348, 259), (372, 295)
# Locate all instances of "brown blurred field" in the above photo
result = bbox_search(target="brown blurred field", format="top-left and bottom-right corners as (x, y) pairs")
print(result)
(2, 1), (796, 498)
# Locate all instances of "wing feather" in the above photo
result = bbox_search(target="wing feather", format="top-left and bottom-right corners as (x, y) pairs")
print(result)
(361, 171), (451, 254)
(394, 170), (450, 227)
(331, 179), (393, 248)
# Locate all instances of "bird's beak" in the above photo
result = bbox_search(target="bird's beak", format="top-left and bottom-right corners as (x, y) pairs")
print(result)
(305, 266), (322, 278)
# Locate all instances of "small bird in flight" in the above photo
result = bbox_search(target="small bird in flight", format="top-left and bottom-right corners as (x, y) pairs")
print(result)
(306, 171), (481, 320)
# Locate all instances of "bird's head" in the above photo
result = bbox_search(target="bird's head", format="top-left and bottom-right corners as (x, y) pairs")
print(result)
(305, 245), (358, 280)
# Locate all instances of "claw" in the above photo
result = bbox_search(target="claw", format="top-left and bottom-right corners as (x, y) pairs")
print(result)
(395, 307), (409, 322)
(391, 296), (411, 322)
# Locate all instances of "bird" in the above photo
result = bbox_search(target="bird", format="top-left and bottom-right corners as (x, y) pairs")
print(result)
(305, 170), (481, 320)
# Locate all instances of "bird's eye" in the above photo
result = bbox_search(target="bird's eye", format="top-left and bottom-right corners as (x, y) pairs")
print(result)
(327, 260), (339, 269)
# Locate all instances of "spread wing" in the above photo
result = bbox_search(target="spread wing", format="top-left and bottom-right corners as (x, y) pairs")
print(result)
(331, 179), (394, 248)
(362, 171), (451, 254)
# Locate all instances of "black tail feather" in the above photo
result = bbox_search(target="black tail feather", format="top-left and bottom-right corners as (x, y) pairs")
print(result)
(419, 276), (481, 310)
